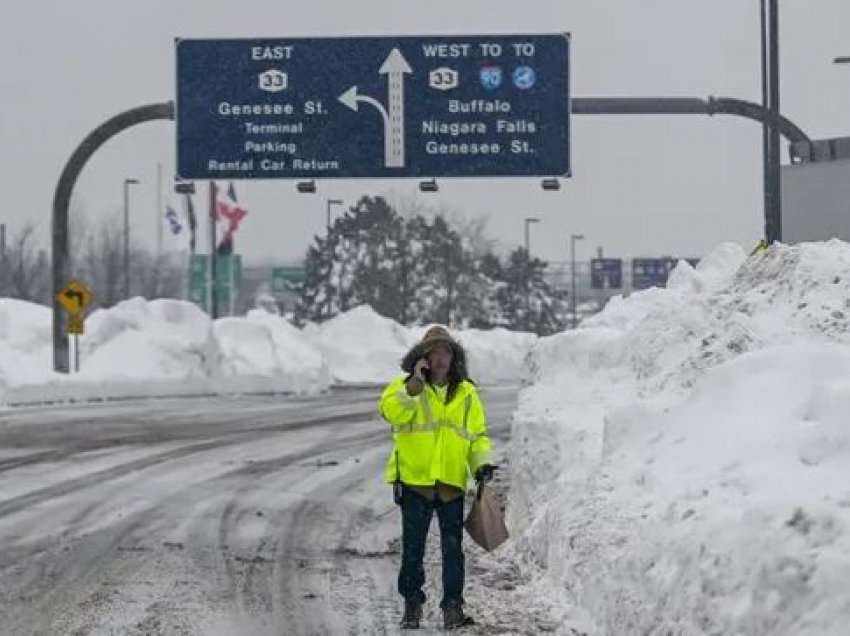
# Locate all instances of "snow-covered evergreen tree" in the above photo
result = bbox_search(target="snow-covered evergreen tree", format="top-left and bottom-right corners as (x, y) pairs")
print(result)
(496, 248), (569, 335)
(295, 197), (566, 335)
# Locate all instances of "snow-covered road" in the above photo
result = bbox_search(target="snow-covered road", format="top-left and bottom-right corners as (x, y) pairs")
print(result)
(0, 386), (548, 635)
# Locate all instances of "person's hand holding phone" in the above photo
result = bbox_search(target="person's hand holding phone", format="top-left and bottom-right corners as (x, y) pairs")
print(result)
(405, 357), (429, 396)
(413, 357), (430, 382)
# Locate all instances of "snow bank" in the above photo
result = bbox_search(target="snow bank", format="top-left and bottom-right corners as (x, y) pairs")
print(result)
(302, 305), (536, 385)
(0, 299), (53, 389)
(1, 299), (531, 406)
(302, 305), (417, 385)
(509, 241), (850, 634)
(80, 298), (215, 382)
(0, 298), (330, 405)
(456, 327), (537, 385)
(214, 309), (329, 394)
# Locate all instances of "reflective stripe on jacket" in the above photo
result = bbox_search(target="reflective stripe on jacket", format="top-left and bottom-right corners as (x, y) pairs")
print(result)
(379, 374), (492, 490)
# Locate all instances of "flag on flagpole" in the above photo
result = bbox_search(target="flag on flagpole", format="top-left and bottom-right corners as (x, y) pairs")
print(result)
(215, 181), (248, 255)
(164, 204), (183, 236)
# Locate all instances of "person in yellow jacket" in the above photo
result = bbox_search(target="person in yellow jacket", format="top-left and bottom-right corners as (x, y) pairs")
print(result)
(379, 325), (496, 630)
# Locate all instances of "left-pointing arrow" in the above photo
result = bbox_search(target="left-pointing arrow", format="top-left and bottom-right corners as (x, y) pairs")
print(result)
(64, 290), (84, 311)
(338, 86), (388, 125)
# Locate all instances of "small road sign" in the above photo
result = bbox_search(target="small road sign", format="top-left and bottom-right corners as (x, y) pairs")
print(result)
(176, 34), (570, 179)
(67, 315), (85, 335)
(188, 254), (243, 314)
(632, 258), (679, 290)
(272, 266), (305, 293)
(591, 258), (623, 290)
(56, 279), (95, 316)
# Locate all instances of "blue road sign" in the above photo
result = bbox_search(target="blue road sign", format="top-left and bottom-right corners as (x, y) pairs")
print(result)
(632, 257), (679, 290)
(591, 258), (623, 290)
(175, 35), (570, 180)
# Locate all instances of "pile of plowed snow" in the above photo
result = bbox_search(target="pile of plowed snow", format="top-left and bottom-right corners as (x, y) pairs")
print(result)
(302, 305), (536, 385)
(0, 300), (533, 405)
(1, 298), (330, 404)
(508, 240), (850, 635)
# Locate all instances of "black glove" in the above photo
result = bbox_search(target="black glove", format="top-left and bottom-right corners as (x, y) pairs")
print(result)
(474, 464), (497, 483)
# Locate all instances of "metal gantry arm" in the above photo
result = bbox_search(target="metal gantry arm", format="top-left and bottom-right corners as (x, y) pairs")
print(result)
(572, 96), (810, 146)
(52, 102), (175, 373)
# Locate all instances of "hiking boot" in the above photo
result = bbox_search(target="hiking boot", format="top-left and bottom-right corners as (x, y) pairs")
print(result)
(443, 598), (475, 630)
(400, 598), (423, 629)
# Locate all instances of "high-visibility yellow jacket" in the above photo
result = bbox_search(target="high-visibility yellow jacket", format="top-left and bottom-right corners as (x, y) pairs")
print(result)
(379, 375), (492, 490)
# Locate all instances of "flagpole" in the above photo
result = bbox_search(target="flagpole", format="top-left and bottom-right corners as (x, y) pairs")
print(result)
(156, 163), (163, 298)
(209, 181), (218, 319)
(156, 162), (163, 258)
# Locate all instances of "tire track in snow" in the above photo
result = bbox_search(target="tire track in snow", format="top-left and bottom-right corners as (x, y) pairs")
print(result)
(0, 408), (376, 519)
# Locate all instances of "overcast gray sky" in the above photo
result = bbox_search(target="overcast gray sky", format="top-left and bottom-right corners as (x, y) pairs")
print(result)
(2, 0), (849, 266)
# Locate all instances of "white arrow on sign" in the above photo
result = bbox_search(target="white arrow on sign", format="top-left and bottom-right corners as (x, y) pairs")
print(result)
(338, 86), (389, 123)
(379, 48), (412, 168)
(338, 48), (412, 169)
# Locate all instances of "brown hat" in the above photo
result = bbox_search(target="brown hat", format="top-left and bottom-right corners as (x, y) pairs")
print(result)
(420, 324), (456, 352)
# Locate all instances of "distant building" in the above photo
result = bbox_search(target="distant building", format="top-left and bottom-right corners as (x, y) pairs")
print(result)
(783, 136), (850, 244)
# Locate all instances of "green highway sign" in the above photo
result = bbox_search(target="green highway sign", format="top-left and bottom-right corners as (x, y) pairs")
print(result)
(272, 266), (305, 293)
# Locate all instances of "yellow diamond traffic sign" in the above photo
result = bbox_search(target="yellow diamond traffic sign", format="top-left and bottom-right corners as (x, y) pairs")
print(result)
(56, 279), (95, 316)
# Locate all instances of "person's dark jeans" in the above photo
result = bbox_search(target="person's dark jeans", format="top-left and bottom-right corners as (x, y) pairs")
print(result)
(398, 485), (465, 608)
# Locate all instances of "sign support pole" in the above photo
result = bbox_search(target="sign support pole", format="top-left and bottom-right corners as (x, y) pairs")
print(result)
(208, 181), (218, 319)
(230, 255), (236, 316)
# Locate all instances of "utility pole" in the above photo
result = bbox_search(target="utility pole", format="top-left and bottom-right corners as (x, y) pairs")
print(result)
(570, 234), (585, 329)
(123, 177), (140, 300)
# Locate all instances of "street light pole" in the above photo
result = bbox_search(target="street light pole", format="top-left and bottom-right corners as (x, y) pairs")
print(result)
(123, 178), (140, 300)
(570, 234), (585, 329)
(325, 199), (344, 320)
(522, 217), (540, 328)
(523, 217), (540, 254)
(326, 198), (344, 234)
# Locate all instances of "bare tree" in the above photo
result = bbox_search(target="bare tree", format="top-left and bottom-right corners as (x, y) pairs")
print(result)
(1, 206), (188, 310)
(79, 214), (124, 308)
(132, 248), (186, 301)
(74, 211), (187, 309)
(0, 222), (49, 302)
